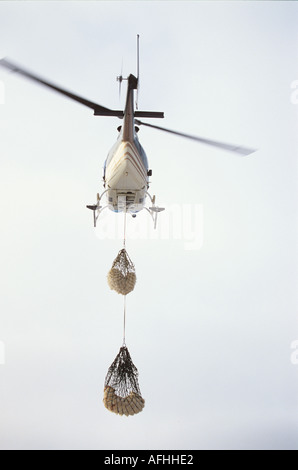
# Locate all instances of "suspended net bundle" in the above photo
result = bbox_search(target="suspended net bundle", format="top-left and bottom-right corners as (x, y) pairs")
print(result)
(107, 248), (136, 295)
(103, 346), (145, 416)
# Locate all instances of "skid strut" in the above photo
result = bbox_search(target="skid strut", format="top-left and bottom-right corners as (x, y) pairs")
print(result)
(86, 190), (108, 227)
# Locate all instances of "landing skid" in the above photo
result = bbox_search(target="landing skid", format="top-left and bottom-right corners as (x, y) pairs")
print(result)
(86, 190), (164, 228)
(86, 190), (109, 227)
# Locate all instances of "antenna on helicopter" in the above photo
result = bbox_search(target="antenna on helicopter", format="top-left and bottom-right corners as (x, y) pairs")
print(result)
(117, 35), (140, 108)
(136, 34), (140, 110)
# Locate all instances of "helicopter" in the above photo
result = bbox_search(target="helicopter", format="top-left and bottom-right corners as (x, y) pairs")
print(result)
(0, 36), (256, 229)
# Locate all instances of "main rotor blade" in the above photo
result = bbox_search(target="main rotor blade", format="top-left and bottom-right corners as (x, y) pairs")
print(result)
(135, 119), (256, 156)
(0, 58), (123, 117)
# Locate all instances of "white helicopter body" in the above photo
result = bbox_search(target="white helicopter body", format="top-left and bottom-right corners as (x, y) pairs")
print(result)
(93, 72), (165, 227)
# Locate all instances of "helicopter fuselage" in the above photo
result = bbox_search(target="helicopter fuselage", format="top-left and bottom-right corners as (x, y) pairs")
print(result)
(103, 74), (149, 214)
(104, 136), (149, 214)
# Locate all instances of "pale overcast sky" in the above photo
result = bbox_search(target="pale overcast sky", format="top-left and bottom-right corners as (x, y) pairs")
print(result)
(0, 1), (297, 450)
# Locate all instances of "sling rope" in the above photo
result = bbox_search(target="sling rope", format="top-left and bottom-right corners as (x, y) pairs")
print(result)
(123, 206), (127, 248)
(122, 207), (127, 345)
(123, 294), (127, 346)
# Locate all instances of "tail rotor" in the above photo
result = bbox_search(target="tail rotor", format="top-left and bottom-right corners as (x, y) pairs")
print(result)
(116, 59), (124, 100)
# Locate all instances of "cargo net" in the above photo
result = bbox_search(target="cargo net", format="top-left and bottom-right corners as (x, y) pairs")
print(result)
(103, 346), (145, 416)
(107, 248), (136, 295)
